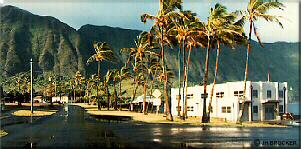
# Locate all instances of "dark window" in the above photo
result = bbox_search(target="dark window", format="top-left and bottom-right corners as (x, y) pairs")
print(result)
(226, 107), (231, 113)
(222, 107), (227, 113)
(267, 90), (272, 98)
(278, 90), (284, 98)
(253, 106), (258, 113)
(187, 94), (194, 99)
(234, 91), (244, 97)
(216, 92), (224, 98)
(234, 91), (238, 96)
(201, 93), (208, 98)
(187, 106), (194, 111)
(253, 90), (258, 98)
(222, 107), (231, 113)
(279, 105), (283, 113)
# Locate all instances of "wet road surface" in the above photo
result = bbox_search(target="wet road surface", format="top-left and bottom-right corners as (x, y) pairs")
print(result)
(1, 104), (299, 148)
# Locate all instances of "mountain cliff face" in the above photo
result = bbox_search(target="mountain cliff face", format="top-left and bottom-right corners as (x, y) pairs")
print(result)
(0, 5), (299, 96)
(0, 5), (86, 76)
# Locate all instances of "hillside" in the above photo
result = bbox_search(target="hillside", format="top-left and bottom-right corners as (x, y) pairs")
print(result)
(0, 5), (299, 100)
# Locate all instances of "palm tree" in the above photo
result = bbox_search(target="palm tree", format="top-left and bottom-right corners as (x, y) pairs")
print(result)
(205, 4), (246, 122)
(141, 0), (182, 121)
(200, 3), (245, 123)
(238, 0), (284, 123)
(111, 69), (120, 110)
(87, 42), (116, 110)
(121, 31), (159, 114)
(118, 65), (130, 110)
(104, 69), (113, 110)
(169, 10), (207, 119)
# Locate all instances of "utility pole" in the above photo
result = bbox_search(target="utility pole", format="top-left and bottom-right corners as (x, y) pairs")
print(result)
(30, 58), (33, 114)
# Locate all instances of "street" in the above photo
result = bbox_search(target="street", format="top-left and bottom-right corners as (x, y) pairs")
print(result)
(1, 105), (299, 148)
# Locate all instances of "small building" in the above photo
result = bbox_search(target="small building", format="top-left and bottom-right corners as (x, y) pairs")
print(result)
(130, 95), (160, 111)
(51, 96), (69, 103)
(171, 81), (288, 122)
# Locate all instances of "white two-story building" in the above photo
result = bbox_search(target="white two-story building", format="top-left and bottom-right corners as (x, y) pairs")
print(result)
(171, 81), (288, 122)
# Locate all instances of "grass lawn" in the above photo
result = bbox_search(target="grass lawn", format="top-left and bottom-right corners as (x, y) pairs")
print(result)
(12, 109), (58, 117)
(0, 130), (8, 137)
(73, 103), (286, 127)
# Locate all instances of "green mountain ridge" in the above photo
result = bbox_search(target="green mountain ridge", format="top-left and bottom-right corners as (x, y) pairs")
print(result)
(0, 5), (299, 100)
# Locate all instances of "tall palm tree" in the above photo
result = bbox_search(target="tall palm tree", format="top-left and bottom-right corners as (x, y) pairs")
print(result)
(104, 69), (113, 110)
(121, 31), (158, 114)
(170, 10), (207, 119)
(118, 66), (130, 110)
(87, 42), (116, 110)
(111, 69), (120, 110)
(205, 4), (246, 122)
(200, 3), (245, 123)
(141, 0), (182, 121)
(238, 0), (284, 123)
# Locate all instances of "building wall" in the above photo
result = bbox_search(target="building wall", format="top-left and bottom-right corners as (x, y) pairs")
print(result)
(171, 81), (288, 122)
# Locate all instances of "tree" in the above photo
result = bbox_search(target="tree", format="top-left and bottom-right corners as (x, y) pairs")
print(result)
(169, 10), (207, 119)
(111, 69), (120, 110)
(205, 4), (246, 122)
(141, 0), (182, 121)
(104, 69), (113, 110)
(238, 0), (284, 123)
(117, 65), (130, 110)
(87, 42), (117, 110)
(121, 31), (159, 114)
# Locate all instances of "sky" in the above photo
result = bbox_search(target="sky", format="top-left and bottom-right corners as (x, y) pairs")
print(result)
(2, 0), (300, 43)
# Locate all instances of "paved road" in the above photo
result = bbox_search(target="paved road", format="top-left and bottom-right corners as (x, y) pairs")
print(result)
(1, 105), (299, 148)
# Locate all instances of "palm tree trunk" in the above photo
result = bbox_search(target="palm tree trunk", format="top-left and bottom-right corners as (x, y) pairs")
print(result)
(97, 61), (101, 110)
(182, 40), (186, 120)
(208, 40), (221, 122)
(133, 82), (138, 103)
(202, 36), (211, 123)
(119, 78), (122, 110)
(177, 45), (181, 117)
(238, 19), (253, 123)
(106, 81), (110, 110)
(161, 28), (173, 121)
(143, 80), (147, 115)
(184, 45), (192, 119)
(113, 79), (117, 110)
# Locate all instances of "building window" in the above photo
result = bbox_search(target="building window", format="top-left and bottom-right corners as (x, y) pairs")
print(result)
(186, 94), (194, 100)
(187, 106), (194, 111)
(227, 107), (231, 113)
(253, 90), (258, 98)
(234, 91), (244, 97)
(267, 90), (272, 98)
(216, 92), (224, 98)
(176, 106), (181, 111)
(201, 93), (208, 98)
(278, 90), (284, 98)
(222, 106), (231, 113)
(253, 106), (258, 113)
(222, 107), (227, 113)
(279, 105), (283, 113)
